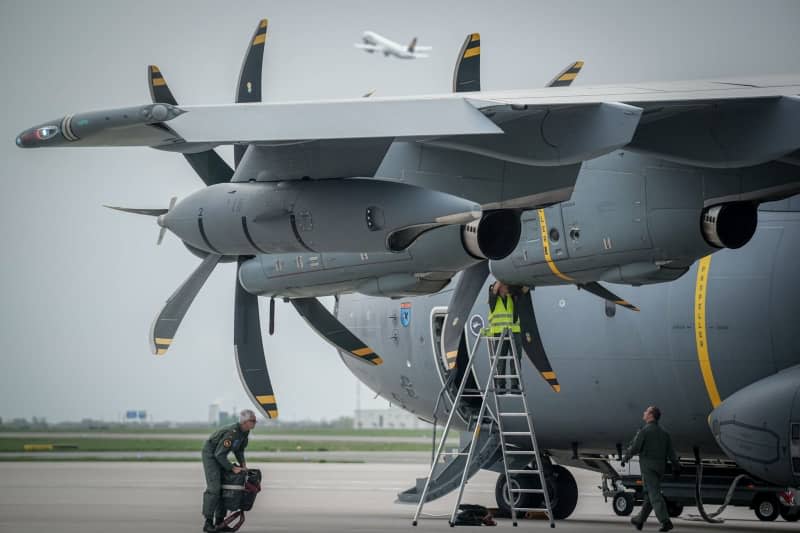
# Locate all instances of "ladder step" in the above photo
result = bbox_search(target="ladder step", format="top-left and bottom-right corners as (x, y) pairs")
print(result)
(509, 488), (545, 494)
(502, 432), (532, 436)
(497, 393), (523, 397)
(493, 374), (520, 379)
(513, 507), (550, 513)
(493, 356), (515, 360)
(441, 452), (468, 456)
(499, 412), (528, 417)
(507, 469), (540, 474)
(504, 450), (536, 455)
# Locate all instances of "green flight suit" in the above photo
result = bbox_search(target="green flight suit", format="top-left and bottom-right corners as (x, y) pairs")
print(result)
(624, 421), (680, 525)
(202, 422), (250, 520)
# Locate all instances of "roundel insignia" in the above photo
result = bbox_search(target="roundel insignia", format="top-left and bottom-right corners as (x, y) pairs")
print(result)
(469, 314), (485, 337)
(223, 439), (232, 448)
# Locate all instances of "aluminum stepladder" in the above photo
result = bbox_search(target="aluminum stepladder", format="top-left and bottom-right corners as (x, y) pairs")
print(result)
(412, 327), (555, 528)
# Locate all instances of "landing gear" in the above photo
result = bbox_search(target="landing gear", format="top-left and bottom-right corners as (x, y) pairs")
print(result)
(612, 492), (635, 516)
(753, 493), (780, 521)
(494, 465), (578, 520)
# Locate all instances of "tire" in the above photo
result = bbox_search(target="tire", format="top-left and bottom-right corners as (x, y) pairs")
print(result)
(612, 493), (635, 516)
(666, 499), (684, 518)
(779, 505), (800, 522)
(495, 473), (532, 516)
(550, 465), (579, 520)
(753, 493), (780, 522)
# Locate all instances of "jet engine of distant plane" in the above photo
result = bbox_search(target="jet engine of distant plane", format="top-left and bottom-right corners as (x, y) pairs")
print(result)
(708, 365), (800, 488)
(155, 180), (481, 256)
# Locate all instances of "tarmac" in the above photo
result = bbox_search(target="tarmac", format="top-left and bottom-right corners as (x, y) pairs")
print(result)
(0, 461), (796, 533)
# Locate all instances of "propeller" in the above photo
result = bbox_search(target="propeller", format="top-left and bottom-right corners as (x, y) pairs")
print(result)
(119, 19), (384, 422)
(157, 196), (177, 245)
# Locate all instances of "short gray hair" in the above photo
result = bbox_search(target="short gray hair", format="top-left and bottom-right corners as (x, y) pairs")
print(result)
(239, 409), (256, 423)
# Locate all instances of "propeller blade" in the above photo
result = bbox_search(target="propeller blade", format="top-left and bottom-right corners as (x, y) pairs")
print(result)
(150, 253), (221, 355)
(441, 261), (490, 366)
(546, 60), (584, 88)
(157, 226), (167, 246)
(147, 65), (234, 185)
(103, 205), (167, 217)
(452, 32), (481, 93)
(234, 18), (268, 166)
(291, 297), (383, 366)
(235, 258), (278, 419)
(579, 281), (639, 312)
(515, 289), (561, 392)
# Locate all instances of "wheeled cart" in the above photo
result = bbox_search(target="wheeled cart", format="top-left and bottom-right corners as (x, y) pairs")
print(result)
(602, 462), (799, 523)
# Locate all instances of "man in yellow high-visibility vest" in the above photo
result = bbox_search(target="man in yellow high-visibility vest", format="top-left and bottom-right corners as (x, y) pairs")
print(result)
(486, 281), (527, 389)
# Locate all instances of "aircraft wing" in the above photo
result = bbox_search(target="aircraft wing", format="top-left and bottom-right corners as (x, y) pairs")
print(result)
(354, 43), (381, 51)
(17, 74), (800, 171)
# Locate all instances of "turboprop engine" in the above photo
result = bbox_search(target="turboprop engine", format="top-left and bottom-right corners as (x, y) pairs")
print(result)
(708, 365), (800, 488)
(158, 179), (482, 255)
(237, 214), (521, 298)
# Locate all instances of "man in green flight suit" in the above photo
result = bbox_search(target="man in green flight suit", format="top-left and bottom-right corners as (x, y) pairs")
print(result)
(623, 406), (681, 532)
(201, 409), (256, 532)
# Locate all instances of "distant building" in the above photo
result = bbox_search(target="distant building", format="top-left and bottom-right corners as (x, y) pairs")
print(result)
(354, 408), (428, 429)
(209, 404), (220, 426)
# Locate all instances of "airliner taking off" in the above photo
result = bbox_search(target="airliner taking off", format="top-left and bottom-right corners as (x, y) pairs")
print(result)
(355, 31), (432, 59)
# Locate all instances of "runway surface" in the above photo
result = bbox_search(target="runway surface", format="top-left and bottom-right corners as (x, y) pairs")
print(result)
(0, 462), (795, 533)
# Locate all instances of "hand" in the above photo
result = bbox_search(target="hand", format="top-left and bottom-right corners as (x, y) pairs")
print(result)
(232, 465), (244, 474)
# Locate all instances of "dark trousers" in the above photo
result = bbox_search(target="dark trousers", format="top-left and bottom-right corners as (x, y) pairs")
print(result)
(490, 334), (522, 389)
(636, 466), (669, 524)
(202, 453), (225, 520)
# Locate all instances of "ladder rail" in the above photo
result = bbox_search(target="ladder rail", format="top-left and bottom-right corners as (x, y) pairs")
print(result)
(490, 331), (520, 526)
(411, 329), (484, 525)
(447, 328), (508, 525)
(508, 336), (556, 528)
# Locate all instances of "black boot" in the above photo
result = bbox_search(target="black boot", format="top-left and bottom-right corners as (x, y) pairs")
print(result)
(658, 520), (674, 532)
(203, 518), (216, 532)
(630, 517), (643, 531)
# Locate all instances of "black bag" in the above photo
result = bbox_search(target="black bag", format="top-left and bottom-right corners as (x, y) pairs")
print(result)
(221, 469), (262, 512)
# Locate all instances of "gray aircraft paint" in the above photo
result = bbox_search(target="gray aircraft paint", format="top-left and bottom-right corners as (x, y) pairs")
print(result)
(332, 201), (800, 469)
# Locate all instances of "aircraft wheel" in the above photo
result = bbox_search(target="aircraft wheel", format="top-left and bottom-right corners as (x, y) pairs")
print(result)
(666, 499), (684, 518)
(612, 492), (635, 516)
(779, 505), (800, 522)
(550, 465), (578, 520)
(495, 474), (532, 515)
(753, 493), (780, 521)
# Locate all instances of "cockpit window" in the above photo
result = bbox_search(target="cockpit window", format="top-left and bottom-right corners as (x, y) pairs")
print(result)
(35, 125), (59, 140)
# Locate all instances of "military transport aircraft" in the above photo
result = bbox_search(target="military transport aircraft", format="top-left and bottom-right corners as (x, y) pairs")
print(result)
(354, 31), (432, 59)
(16, 18), (800, 522)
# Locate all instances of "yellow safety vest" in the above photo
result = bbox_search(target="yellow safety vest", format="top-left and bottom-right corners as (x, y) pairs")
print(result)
(487, 295), (521, 335)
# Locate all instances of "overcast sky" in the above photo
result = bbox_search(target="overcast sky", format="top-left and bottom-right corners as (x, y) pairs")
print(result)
(2, 0), (800, 423)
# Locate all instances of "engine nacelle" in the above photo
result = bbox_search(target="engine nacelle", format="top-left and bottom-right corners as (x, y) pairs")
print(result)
(162, 179), (481, 255)
(237, 215), (521, 298)
(701, 202), (758, 249)
(708, 365), (800, 488)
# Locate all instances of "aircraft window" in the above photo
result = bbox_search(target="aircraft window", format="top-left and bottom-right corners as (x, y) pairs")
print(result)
(549, 228), (560, 242)
(35, 125), (58, 140)
(605, 299), (616, 318)
(569, 228), (580, 241)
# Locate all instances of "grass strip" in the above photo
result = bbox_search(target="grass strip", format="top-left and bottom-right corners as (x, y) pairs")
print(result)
(0, 437), (431, 453)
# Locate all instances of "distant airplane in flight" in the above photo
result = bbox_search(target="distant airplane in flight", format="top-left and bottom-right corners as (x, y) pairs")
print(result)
(354, 31), (432, 59)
